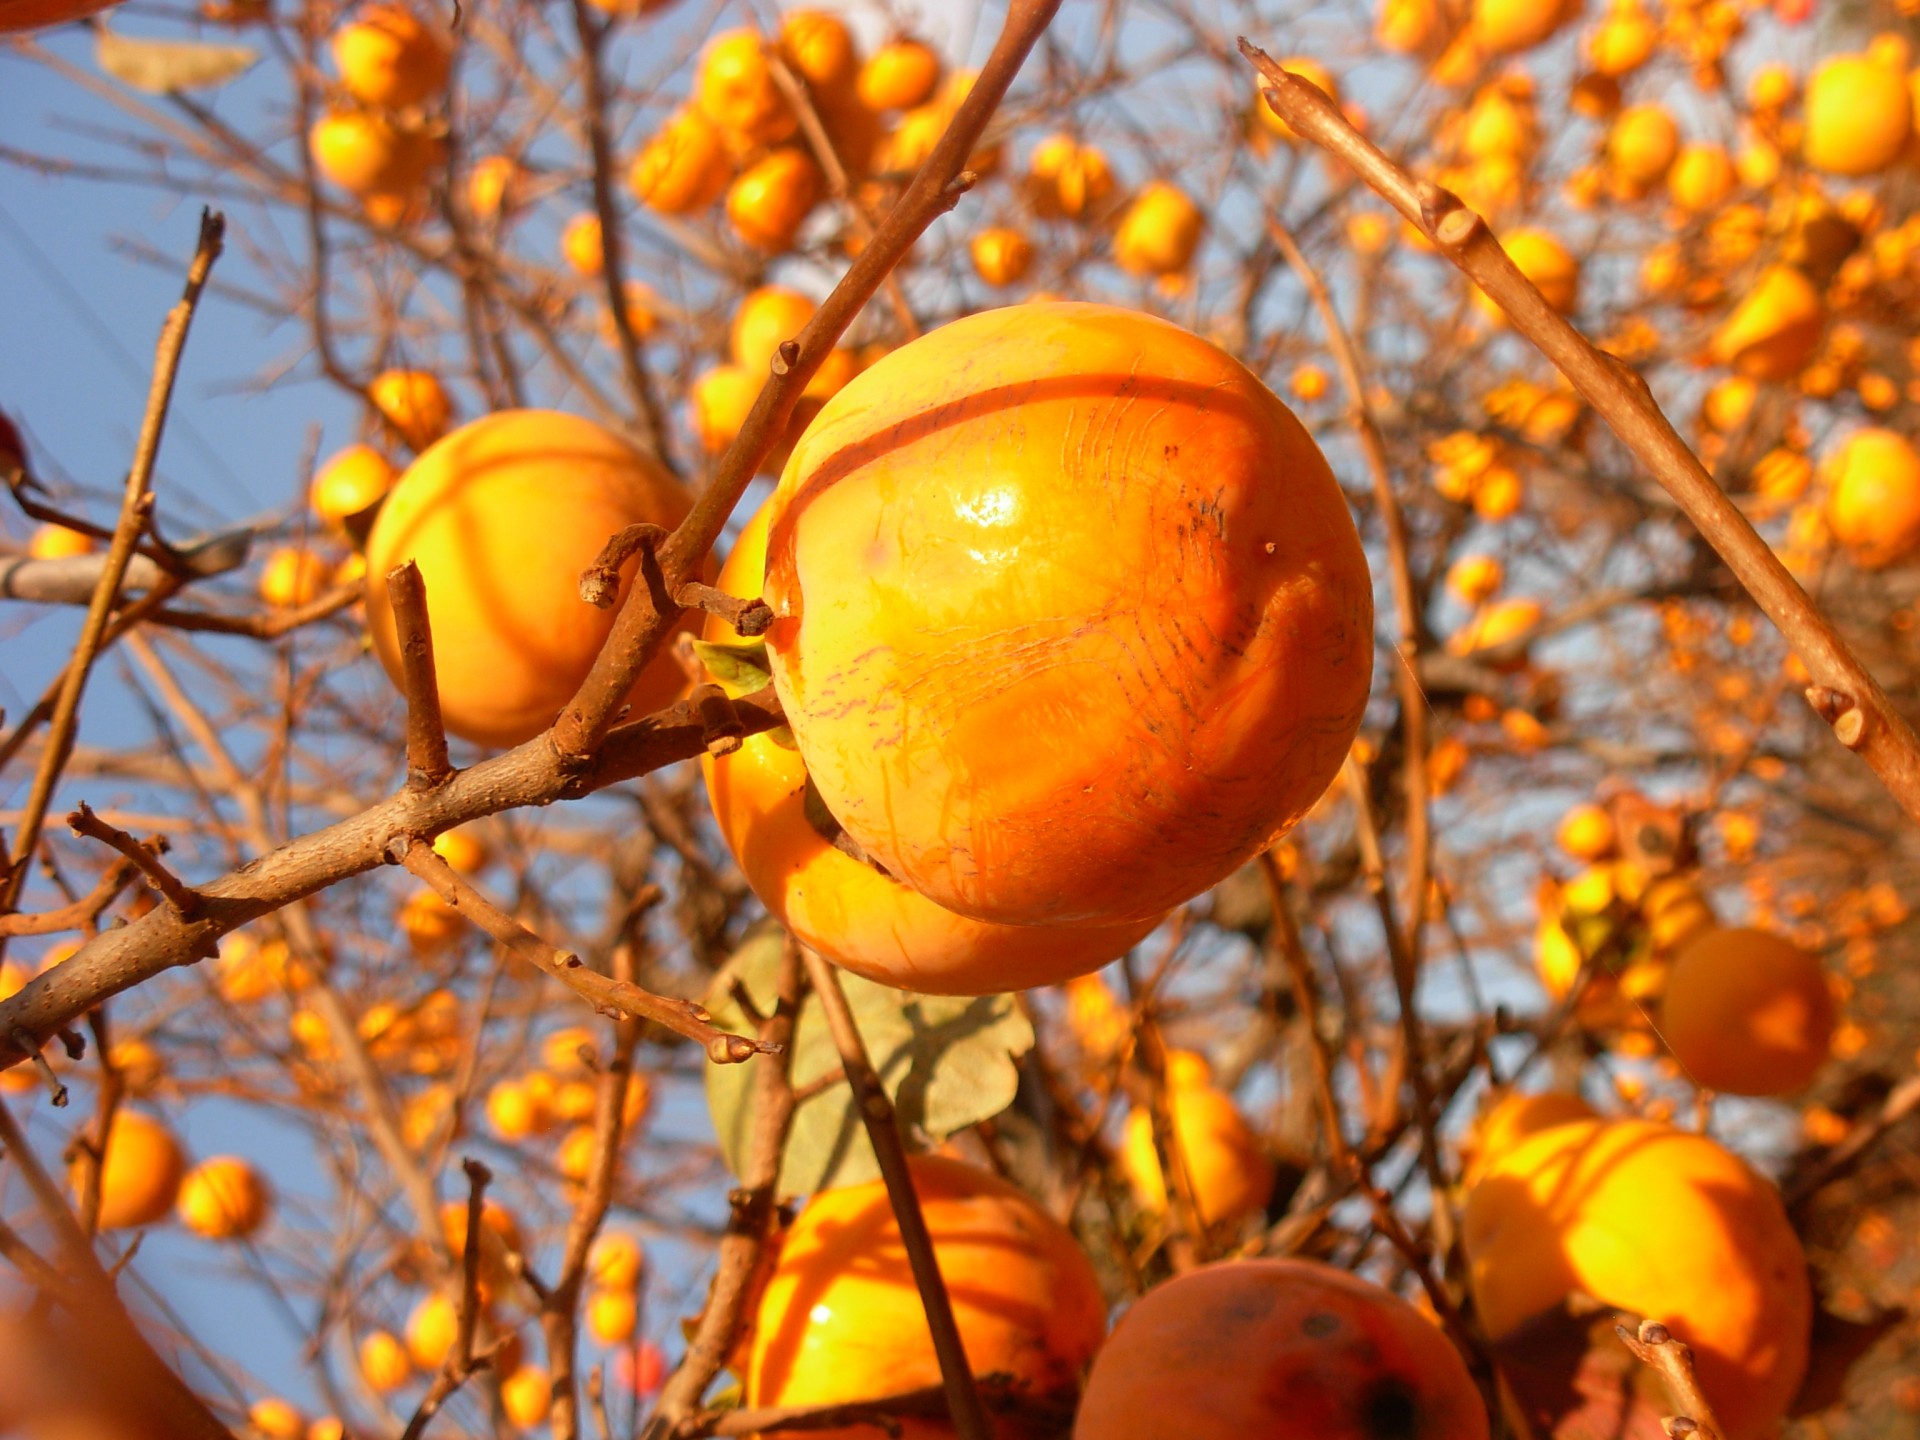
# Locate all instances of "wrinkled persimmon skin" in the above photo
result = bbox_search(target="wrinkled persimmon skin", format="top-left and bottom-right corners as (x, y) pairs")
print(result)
(1073, 1259), (1490, 1440)
(763, 302), (1374, 927)
(702, 504), (1159, 994)
(1463, 1118), (1811, 1440)
(747, 1155), (1108, 1440)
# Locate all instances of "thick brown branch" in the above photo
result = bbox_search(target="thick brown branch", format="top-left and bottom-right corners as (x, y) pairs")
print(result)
(0, 687), (786, 1073)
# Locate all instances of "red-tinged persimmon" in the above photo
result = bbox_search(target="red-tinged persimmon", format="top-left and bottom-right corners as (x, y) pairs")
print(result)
(1073, 1259), (1490, 1440)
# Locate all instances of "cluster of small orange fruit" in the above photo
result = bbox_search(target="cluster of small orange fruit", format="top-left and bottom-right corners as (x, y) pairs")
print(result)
(482, 1024), (652, 1187)
(65, 1105), (270, 1239)
(1533, 792), (1843, 1104)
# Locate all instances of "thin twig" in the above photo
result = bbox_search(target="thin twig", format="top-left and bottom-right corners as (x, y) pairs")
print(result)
(0, 858), (137, 937)
(399, 1158), (496, 1440)
(397, 842), (768, 1064)
(1, 210), (224, 919)
(798, 945), (992, 1440)
(66, 804), (201, 919)
(1240, 39), (1920, 826)
(648, 936), (805, 1437)
(385, 562), (454, 791)
(1616, 1318), (1725, 1440)
(1265, 215), (1432, 968)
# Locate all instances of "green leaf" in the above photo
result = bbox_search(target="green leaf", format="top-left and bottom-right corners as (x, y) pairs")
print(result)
(691, 638), (771, 695)
(95, 25), (259, 92)
(691, 638), (794, 748)
(704, 926), (1035, 1200)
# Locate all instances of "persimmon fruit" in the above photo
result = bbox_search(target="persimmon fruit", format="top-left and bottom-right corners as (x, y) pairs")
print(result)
(1073, 1258), (1490, 1440)
(745, 1155), (1107, 1438)
(178, 1155), (271, 1239)
(1120, 1074), (1276, 1229)
(761, 302), (1372, 928)
(332, 4), (450, 110)
(701, 503), (1159, 993)
(363, 409), (696, 748)
(77, 1108), (185, 1230)
(1659, 926), (1834, 1095)
(1464, 1117), (1810, 1440)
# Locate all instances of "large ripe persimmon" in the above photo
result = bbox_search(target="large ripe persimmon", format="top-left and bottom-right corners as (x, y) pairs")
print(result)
(1463, 1117), (1810, 1440)
(702, 503), (1158, 994)
(1073, 1259), (1489, 1440)
(746, 1155), (1107, 1439)
(761, 302), (1372, 928)
(364, 410), (696, 748)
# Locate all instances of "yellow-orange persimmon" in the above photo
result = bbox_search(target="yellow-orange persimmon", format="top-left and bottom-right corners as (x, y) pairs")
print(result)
(77, 1108), (185, 1231)
(629, 110), (732, 215)
(310, 112), (441, 199)
(1824, 427), (1920, 568)
(1026, 134), (1115, 221)
(702, 505), (1157, 993)
(332, 5), (450, 110)
(1803, 50), (1912, 176)
(726, 147), (821, 252)
(177, 1156), (271, 1239)
(746, 1155), (1107, 1437)
(1660, 927), (1835, 1096)
(1709, 265), (1824, 380)
(311, 444), (396, 528)
(368, 368), (454, 451)
(1481, 228), (1578, 316)
(27, 523), (94, 559)
(364, 410), (695, 747)
(1464, 1118), (1810, 1440)
(730, 286), (816, 374)
(1073, 1259), (1490, 1440)
(1113, 183), (1203, 277)
(1460, 1088), (1596, 1184)
(762, 303), (1372, 927)
(857, 38), (940, 111)
(970, 226), (1034, 286)
(1120, 1069), (1276, 1229)
(695, 29), (794, 147)
(1555, 803), (1616, 860)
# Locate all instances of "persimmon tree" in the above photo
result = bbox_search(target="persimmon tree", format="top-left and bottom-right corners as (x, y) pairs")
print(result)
(3, 0), (1920, 1437)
